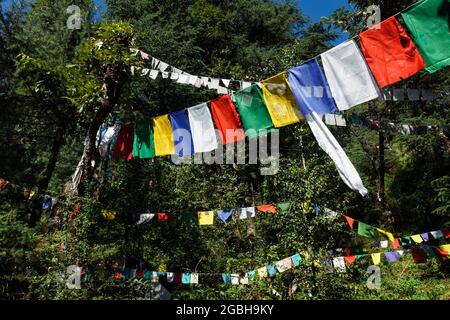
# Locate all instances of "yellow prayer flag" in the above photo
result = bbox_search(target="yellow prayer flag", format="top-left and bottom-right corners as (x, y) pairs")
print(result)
(440, 244), (450, 252)
(152, 115), (175, 156)
(198, 211), (214, 225)
(376, 228), (395, 242)
(257, 267), (268, 278)
(371, 253), (381, 265)
(411, 234), (423, 244)
(261, 73), (303, 128)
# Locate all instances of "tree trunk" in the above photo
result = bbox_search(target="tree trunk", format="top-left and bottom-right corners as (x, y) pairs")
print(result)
(28, 125), (66, 227)
(68, 65), (126, 196)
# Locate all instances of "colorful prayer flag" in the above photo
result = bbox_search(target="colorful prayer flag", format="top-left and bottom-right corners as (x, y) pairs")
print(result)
(153, 115), (175, 156)
(287, 59), (337, 116)
(344, 215), (355, 229)
(321, 40), (380, 111)
(256, 204), (277, 214)
(198, 211), (214, 225)
(210, 95), (245, 144)
(358, 222), (376, 238)
(233, 84), (274, 139)
(261, 73), (303, 127)
(169, 109), (194, 157)
(371, 253), (381, 265)
(187, 103), (219, 153)
(359, 17), (425, 88)
(402, 0), (450, 73)
(132, 122), (155, 159)
(113, 123), (134, 160)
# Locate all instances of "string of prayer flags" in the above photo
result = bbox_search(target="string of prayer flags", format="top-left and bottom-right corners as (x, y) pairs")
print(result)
(112, 123), (134, 161)
(187, 103), (219, 153)
(233, 84), (275, 139)
(169, 110), (194, 157)
(359, 17), (425, 88)
(401, 0), (450, 73)
(198, 211), (214, 226)
(287, 59), (337, 116)
(152, 115), (175, 156)
(321, 40), (380, 111)
(306, 112), (368, 196)
(261, 73), (303, 128)
(210, 95), (246, 144)
(132, 122), (155, 159)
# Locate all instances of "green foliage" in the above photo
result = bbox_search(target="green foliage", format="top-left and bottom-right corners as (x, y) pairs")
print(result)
(0, 0), (449, 300)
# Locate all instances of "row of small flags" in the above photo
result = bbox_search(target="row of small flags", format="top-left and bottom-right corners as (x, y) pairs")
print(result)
(136, 203), (283, 226)
(104, 243), (448, 286)
(342, 214), (450, 246)
(129, 48), (257, 96)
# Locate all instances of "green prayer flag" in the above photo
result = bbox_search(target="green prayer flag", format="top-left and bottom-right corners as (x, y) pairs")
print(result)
(277, 202), (292, 213)
(234, 84), (275, 139)
(356, 254), (368, 261)
(133, 122), (155, 159)
(357, 221), (376, 238)
(402, 0), (450, 73)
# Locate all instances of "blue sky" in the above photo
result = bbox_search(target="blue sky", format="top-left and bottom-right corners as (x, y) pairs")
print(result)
(2, 0), (350, 42)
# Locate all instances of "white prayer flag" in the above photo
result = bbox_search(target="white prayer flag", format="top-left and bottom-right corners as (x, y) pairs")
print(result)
(380, 240), (389, 248)
(306, 112), (368, 196)
(149, 70), (159, 80)
(187, 103), (219, 153)
(158, 61), (169, 72)
(217, 86), (228, 95)
(333, 257), (346, 273)
(231, 274), (240, 285)
(239, 207), (256, 219)
(325, 114), (336, 126)
(177, 74), (189, 84)
(242, 81), (252, 89)
(321, 40), (380, 111)
(208, 79), (220, 90)
(170, 72), (179, 80)
(222, 79), (231, 88)
(190, 273), (199, 284)
(137, 214), (155, 225)
(335, 115), (347, 127)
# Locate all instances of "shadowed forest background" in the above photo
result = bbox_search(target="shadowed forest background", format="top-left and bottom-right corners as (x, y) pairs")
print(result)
(0, 0), (449, 300)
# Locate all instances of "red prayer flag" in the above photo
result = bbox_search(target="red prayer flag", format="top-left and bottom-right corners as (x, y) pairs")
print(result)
(256, 204), (277, 214)
(411, 248), (427, 264)
(344, 215), (355, 229)
(344, 256), (356, 265)
(359, 17), (425, 88)
(173, 272), (182, 284)
(442, 228), (450, 239)
(112, 123), (134, 161)
(210, 95), (245, 144)
(392, 239), (400, 249)
(158, 212), (172, 222)
(344, 248), (352, 257)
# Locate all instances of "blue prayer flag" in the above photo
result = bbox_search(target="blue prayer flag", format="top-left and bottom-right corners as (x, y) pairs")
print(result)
(287, 59), (337, 116)
(169, 109), (194, 157)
